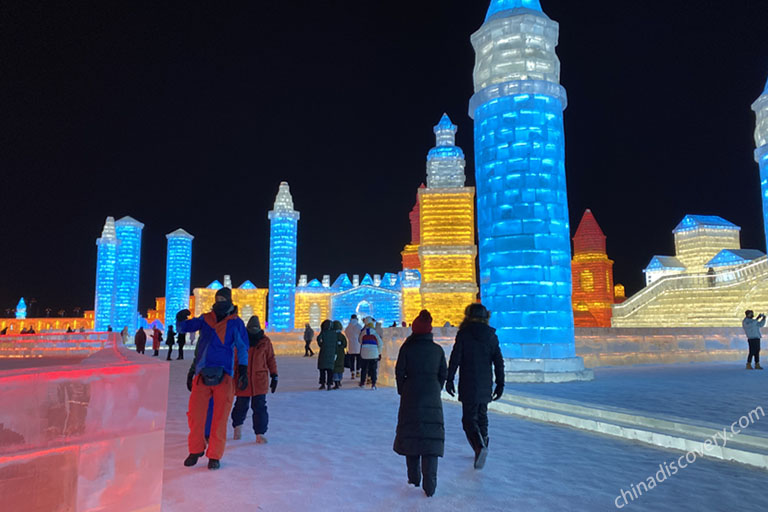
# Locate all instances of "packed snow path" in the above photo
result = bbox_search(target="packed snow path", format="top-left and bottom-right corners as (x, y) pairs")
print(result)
(160, 354), (767, 511)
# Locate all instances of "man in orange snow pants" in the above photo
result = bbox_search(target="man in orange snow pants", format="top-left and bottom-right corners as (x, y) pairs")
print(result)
(178, 287), (249, 470)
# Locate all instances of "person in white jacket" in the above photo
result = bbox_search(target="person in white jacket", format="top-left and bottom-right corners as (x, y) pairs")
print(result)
(358, 317), (383, 389)
(344, 314), (363, 380)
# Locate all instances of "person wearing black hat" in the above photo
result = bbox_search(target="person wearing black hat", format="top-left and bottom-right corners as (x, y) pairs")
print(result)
(177, 287), (249, 470)
(445, 303), (504, 470)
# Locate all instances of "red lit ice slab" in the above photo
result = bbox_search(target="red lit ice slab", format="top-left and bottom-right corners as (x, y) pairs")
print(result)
(0, 333), (168, 512)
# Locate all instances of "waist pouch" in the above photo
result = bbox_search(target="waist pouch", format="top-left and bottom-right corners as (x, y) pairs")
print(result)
(200, 366), (225, 386)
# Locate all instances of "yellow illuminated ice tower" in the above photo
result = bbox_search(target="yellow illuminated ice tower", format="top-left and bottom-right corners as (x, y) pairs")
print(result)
(418, 114), (478, 325)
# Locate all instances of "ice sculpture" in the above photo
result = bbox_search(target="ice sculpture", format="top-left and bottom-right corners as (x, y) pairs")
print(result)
(113, 216), (144, 332)
(754, 76), (768, 249)
(571, 210), (616, 327)
(164, 229), (194, 329)
(0, 333), (168, 511)
(94, 217), (118, 331)
(15, 298), (26, 319)
(268, 182), (299, 331)
(419, 115), (478, 326)
(470, 2), (590, 380)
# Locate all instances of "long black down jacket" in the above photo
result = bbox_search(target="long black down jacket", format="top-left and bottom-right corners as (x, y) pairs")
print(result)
(393, 333), (448, 457)
(447, 322), (505, 404)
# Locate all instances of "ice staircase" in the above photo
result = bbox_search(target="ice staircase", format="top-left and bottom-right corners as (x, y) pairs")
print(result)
(612, 256), (768, 327)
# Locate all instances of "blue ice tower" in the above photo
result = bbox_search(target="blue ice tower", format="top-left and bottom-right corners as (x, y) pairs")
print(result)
(113, 216), (144, 332)
(164, 229), (194, 329)
(753, 76), (768, 249)
(268, 182), (300, 331)
(470, 1), (591, 380)
(16, 298), (26, 319)
(94, 216), (119, 331)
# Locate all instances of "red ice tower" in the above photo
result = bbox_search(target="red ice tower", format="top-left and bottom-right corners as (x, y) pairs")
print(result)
(401, 185), (424, 271)
(571, 210), (617, 327)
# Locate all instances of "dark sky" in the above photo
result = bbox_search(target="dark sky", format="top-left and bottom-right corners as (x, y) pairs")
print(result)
(1, 1), (767, 316)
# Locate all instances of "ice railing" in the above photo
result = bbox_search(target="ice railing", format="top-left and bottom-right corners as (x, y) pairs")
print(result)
(0, 332), (115, 359)
(613, 256), (768, 317)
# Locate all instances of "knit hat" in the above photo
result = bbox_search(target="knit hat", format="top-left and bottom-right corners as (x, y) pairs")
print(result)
(215, 287), (233, 303)
(246, 316), (262, 333)
(412, 310), (433, 335)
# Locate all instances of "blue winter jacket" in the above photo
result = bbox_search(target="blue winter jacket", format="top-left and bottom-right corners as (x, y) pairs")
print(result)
(743, 316), (766, 340)
(178, 312), (249, 377)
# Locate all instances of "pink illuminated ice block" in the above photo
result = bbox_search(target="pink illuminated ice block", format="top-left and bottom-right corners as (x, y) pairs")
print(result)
(0, 333), (169, 512)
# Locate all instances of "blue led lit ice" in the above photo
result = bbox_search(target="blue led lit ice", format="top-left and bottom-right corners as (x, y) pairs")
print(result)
(268, 182), (300, 331)
(427, 114), (466, 188)
(331, 285), (401, 327)
(164, 229), (194, 329)
(15, 298), (26, 319)
(706, 249), (765, 269)
(673, 215), (738, 234)
(113, 216), (144, 332)
(94, 217), (118, 331)
(753, 76), (768, 250)
(470, 1), (574, 359)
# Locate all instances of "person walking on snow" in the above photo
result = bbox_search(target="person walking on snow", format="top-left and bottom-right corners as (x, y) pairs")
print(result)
(359, 317), (383, 389)
(332, 320), (347, 389)
(177, 330), (186, 359)
(316, 320), (337, 390)
(232, 316), (278, 444)
(178, 287), (249, 470)
(393, 310), (447, 498)
(446, 303), (504, 470)
(166, 325), (176, 361)
(134, 328), (147, 354)
(303, 323), (315, 357)
(344, 314), (362, 380)
(151, 326), (163, 357)
(742, 310), (766, 370)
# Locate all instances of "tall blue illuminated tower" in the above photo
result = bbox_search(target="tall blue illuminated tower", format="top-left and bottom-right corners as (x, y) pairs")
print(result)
(15, 298), (26, 319)
(94, 216), (119, 331)
(753, 76), (768, 249)
(268, 182), (299, 331)
(470, 0), (591, 380)
(113, 216), (144, 332)
(164, 228), (194, 329)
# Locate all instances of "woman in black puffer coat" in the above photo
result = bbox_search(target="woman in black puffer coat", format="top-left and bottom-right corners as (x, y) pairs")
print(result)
(393, 310), (447, 498)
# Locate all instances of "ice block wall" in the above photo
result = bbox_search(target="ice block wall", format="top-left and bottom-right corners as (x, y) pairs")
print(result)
(0, 333), (169, 512)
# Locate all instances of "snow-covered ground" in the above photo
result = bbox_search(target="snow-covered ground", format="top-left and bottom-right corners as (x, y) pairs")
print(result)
(159, 353), (768, 511)
(507, 362), (768, 433)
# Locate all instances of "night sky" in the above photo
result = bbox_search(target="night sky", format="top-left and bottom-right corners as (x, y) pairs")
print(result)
(2, 1), (767, 316)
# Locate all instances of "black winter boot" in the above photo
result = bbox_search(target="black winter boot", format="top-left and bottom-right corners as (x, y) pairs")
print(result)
(208, 459), (221, 470)
(184, 452), (204, 467)
(473, 434), (488, 470)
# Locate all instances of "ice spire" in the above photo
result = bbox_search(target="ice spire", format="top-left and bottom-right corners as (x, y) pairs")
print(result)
(15, 298), (26, 319)
(434, 114), (457, 147)
(268, 181), (300, 331)
(100, 216), (117, 240)
(271, 182), (296, 214)
(426, 113), (466, 188)
(486, 0), (542, 20)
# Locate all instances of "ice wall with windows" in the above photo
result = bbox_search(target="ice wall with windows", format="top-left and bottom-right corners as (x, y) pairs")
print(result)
(754, 77), (768, 250)
(470, 1), (574, 358)
(164, 229), (194, 329)
(94, 217), (118, 331)
(113, 217), (144, 332)
(268, 182), (300, 331)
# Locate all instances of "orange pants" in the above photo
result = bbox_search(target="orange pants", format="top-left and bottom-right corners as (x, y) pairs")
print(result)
(187, 374), (235, 460)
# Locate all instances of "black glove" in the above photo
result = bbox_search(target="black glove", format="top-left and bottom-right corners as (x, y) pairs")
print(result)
(186, 368), (195, 392)
(270, 374), (278, 393)
(378, 354), (381, 361)
(445, 380), (455, 397)
(237, 365), (248, 391)
(492, 384), (504, 401)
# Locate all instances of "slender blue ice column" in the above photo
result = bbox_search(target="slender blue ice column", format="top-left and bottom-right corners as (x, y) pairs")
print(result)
(15, 298), (26, 319)
(94, 216), (119, 331)
(470, 1), (590, 380)
(164, 229), (194, 329)
(268, 182), (299, 331)
(113, 216), (144, 332)
(753, 77), (768, 250)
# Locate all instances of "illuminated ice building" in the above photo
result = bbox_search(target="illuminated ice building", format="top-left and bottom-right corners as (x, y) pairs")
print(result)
(755, 75), (768, 248)
(268, 182), (299, 332)
(470, 0), (591, 380)
(93, 215), (144, 332)
(612, 215), (768, 327)
(163, 229), (194, 329)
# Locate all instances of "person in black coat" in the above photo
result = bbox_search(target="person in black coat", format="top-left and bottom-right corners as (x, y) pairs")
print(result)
(166, 325), (176, 361)
(393, 310), (447, 497)
(446, 303), (504, 470)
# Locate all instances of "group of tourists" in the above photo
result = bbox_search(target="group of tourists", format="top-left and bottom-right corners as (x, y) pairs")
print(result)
(310, 314), (383, 390)
(174, 286), (505, 500)
(177, 287), (278, 470)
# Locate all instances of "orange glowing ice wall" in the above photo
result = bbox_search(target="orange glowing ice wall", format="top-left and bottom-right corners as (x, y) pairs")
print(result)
(418, 114), (478, 326)
(571, 210), (616, 327)
(401, 186), (425, 272)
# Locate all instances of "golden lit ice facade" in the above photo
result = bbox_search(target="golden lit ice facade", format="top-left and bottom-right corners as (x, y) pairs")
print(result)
(613, 215), (768, 327)
(192, 278), (267, 323)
